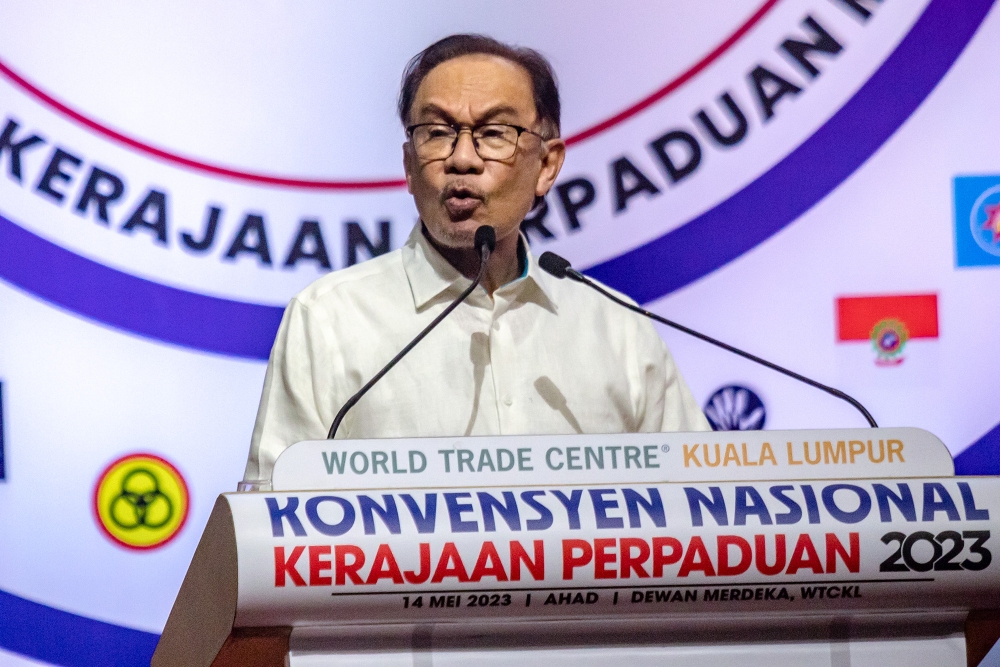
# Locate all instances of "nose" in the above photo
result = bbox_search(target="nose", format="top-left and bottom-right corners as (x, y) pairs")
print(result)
(445, 128), (485, 174)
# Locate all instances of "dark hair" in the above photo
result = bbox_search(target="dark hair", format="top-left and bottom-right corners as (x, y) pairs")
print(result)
(398, 34), (561, 139)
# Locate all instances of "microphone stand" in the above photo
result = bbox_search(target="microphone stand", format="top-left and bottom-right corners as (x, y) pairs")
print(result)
(539, 252), (878, 428)
(327, 227), (495, 439)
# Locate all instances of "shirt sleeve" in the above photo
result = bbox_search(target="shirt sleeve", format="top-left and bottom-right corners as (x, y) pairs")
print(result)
(658, 341), (712, 432)
(243, 297), (339, 482)
(632, 316), (712, 433)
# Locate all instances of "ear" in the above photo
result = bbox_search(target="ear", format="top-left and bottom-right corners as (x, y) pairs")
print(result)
(535, 138), (566, 199)
(402, 141), (415, 194)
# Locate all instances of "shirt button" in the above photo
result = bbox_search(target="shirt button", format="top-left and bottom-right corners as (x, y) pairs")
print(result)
(502, 395), (513, 406)
(493, 321), (501, 331)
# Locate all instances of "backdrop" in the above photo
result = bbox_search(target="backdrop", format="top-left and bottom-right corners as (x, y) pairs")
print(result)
(2, 1), (1000, 665)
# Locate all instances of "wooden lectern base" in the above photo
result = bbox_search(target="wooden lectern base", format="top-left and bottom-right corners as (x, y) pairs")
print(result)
(967, 610), (1000, 667)
(197, 615), (998, 667)
(211, 627), (291, 667)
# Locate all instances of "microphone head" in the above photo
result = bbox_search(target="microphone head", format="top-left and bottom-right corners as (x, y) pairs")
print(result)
(474, 226), (496, 254)
(538, 251), (572, 279)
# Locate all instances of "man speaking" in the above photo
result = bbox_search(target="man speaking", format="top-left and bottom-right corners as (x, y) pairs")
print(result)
(244, 35), (709, 482)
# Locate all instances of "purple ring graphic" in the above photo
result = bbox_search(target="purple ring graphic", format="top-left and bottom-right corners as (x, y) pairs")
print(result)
(0, 588), (158, 667)
(1, 0), (993, 361)
(587, 0), (997, 300)
(0, 218), (284, 359)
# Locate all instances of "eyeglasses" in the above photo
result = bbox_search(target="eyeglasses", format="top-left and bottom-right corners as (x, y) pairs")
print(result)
(406, 123), (545, 161)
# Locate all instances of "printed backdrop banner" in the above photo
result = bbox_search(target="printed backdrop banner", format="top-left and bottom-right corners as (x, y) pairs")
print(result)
(1, 1), (1000, 665)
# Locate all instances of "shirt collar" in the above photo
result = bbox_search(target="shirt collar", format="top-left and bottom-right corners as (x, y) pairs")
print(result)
(402, 222), (557, 313)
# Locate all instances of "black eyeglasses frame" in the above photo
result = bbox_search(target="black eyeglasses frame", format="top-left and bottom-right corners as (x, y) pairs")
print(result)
(405, 122), (547, 160)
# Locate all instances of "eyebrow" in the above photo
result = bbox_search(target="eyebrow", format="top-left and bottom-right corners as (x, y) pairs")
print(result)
(413, 103), (525, 125)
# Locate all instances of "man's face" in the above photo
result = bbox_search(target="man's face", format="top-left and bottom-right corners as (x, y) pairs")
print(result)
(403, 54), (565, 249)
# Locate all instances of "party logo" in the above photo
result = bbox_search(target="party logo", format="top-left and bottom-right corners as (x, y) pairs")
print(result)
(703, 385), (766, 431)
(954, 176), (1000, 266)
(869, 318), (909, 366)
(93, 453), (189, 550)
(836, 294), (938, 366)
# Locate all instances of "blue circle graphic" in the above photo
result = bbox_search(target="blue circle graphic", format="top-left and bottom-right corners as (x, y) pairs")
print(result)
(704, 384), (766, 431)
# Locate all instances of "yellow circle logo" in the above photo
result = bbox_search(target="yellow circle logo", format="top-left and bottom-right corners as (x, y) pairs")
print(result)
(94, 454), (189, 550)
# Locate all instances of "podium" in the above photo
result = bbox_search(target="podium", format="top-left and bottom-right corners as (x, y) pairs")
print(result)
(153, 428), (1000, 666)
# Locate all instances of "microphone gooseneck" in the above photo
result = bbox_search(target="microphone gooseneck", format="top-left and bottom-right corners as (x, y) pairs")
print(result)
(538, 251), (879, 428)
(327, 225), (495, 439)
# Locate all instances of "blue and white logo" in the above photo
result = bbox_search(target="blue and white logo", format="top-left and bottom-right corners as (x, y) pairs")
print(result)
(703, 385), (766, 431)
(954, 176), (1000, 266)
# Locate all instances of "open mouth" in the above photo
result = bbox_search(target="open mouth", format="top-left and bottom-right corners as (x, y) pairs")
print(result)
(442, 185), (484, 220)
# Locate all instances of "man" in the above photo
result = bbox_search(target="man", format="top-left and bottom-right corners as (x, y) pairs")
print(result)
(243, 35), (709, 482)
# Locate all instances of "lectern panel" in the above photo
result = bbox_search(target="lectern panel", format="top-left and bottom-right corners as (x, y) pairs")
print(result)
(229, 477), (998, 627)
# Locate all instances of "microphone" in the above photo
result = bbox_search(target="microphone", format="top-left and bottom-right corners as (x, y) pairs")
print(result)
(538, 251), (878, 428)
(327, 225), (496, 439)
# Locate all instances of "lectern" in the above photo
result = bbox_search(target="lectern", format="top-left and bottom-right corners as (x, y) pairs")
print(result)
(153, 429), (1000, 666)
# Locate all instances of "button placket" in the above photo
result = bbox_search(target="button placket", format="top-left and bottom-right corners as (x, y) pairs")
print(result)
(489, 297), (514, 422)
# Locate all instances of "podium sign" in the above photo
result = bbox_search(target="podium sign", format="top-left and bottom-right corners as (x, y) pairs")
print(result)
(271, 428), (954, 490)
(153, 430), (999, 667)
(232, 477), (996, 627)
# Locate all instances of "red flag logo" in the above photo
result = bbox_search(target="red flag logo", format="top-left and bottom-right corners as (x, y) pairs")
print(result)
(836, 294), (938, 366)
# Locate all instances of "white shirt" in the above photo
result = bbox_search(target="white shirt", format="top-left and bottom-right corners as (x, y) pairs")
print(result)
(244, 223), (710, 481)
